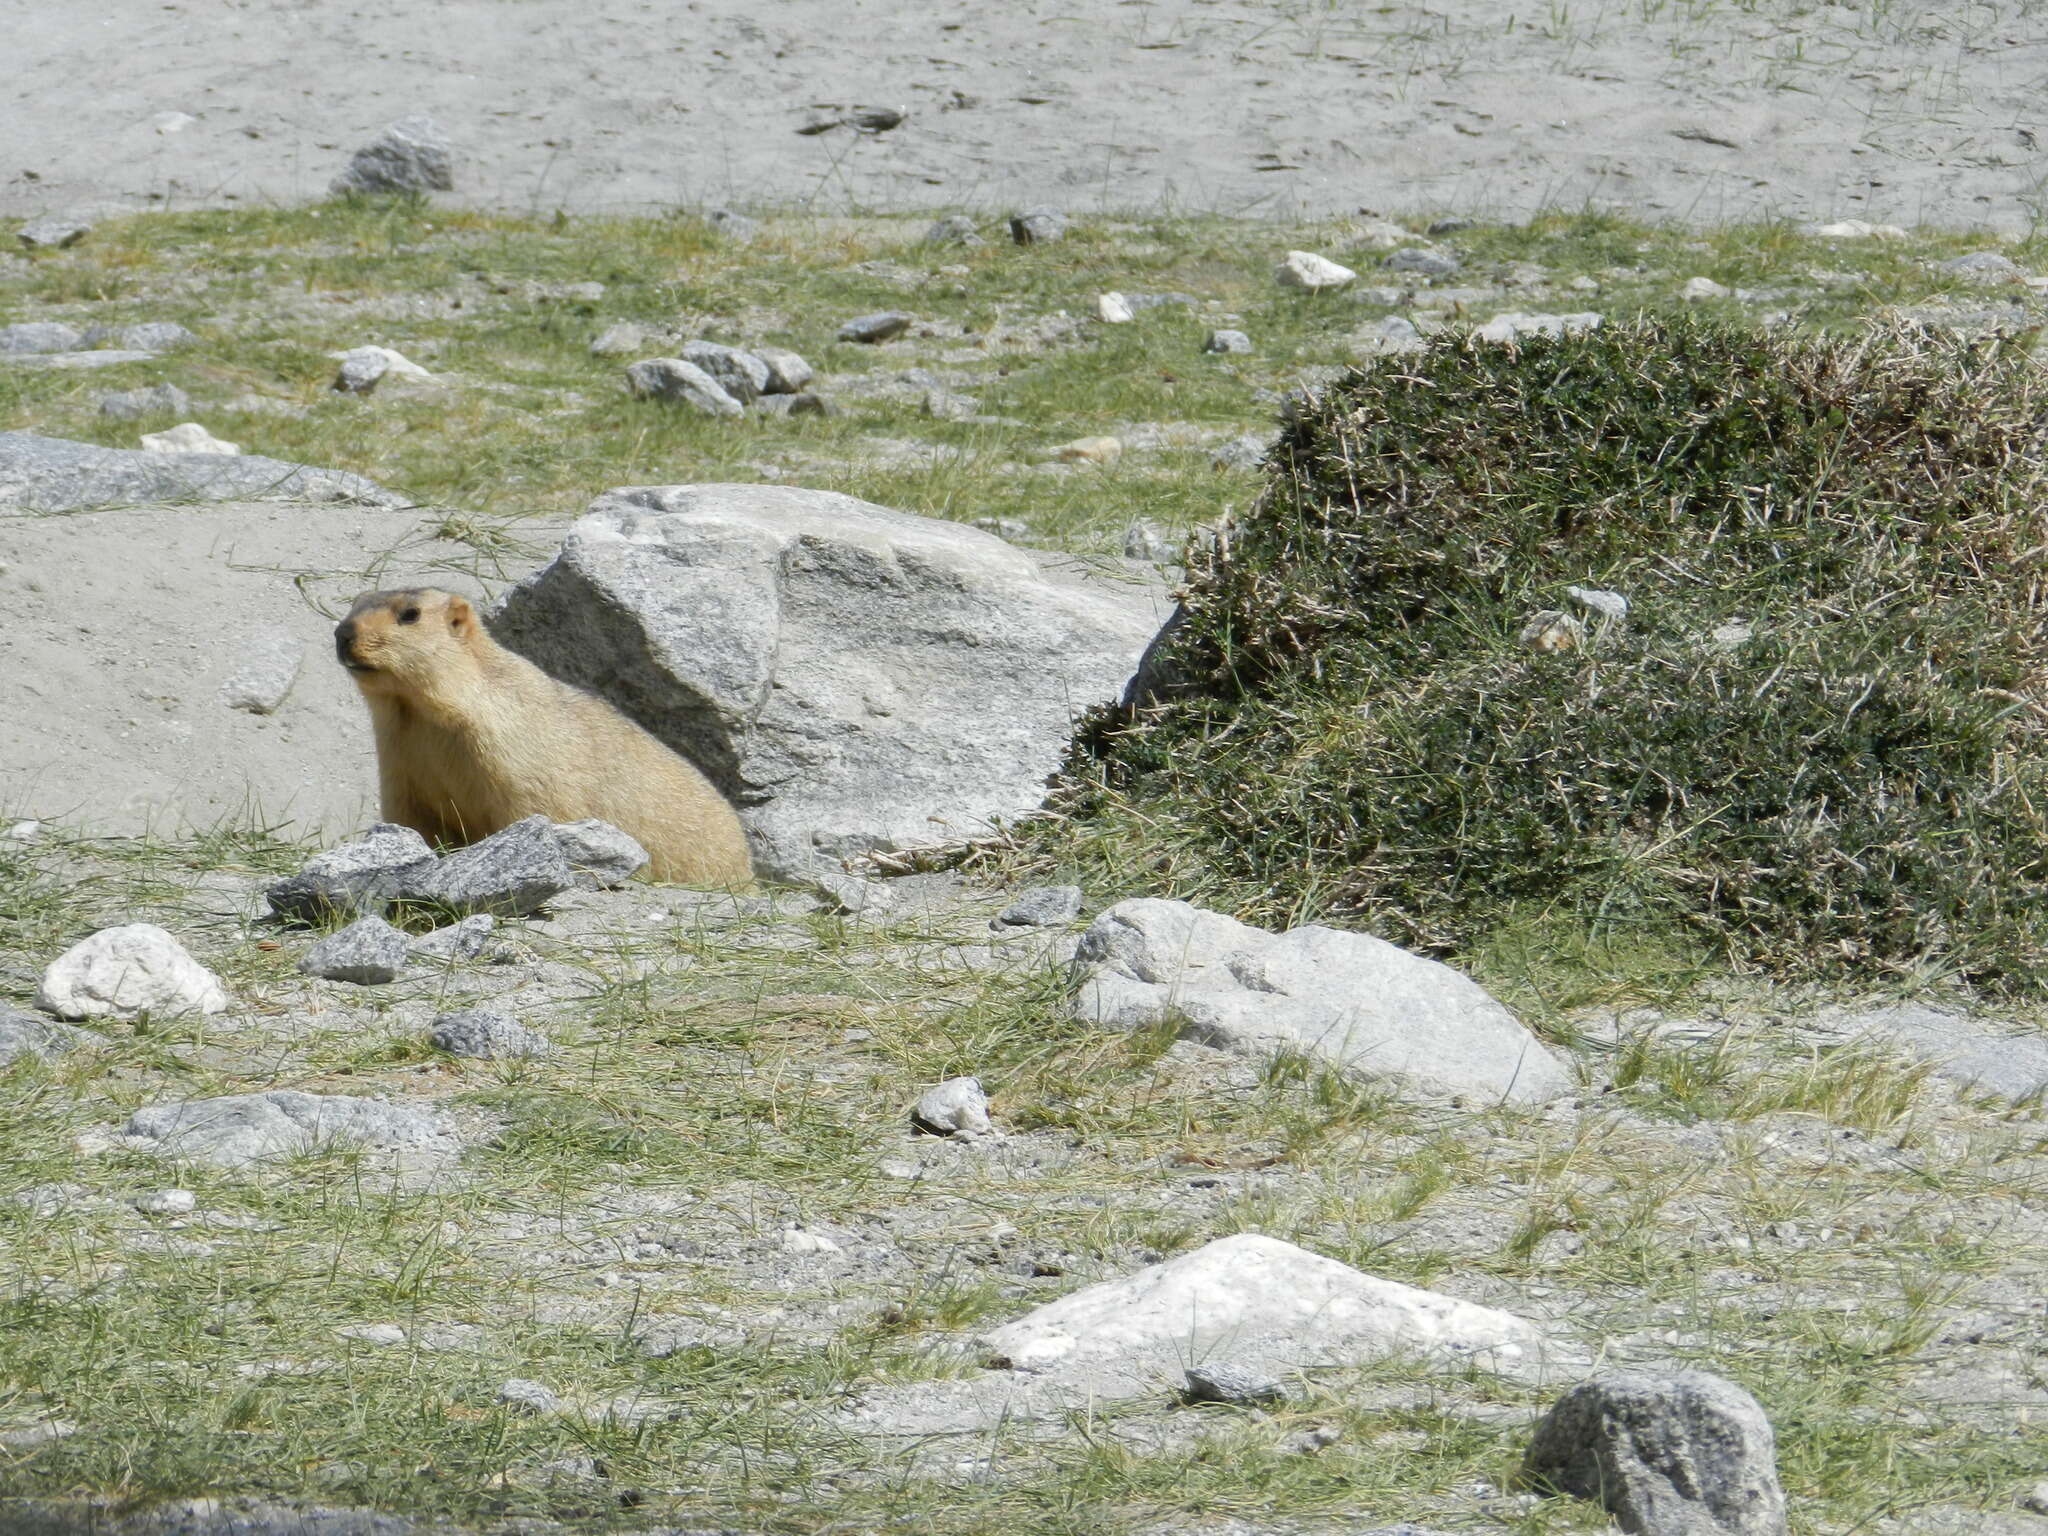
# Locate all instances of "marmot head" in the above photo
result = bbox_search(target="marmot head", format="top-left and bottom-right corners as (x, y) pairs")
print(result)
(335, 588), (483, 696)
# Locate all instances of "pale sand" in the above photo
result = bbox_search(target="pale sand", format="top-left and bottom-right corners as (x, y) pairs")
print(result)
(6, 0), (2046, 230)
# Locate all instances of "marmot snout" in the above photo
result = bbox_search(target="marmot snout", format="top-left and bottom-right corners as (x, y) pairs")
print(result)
(336, 587), (752, 885)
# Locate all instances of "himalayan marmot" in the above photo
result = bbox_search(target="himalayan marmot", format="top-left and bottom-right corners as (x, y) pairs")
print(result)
(334, 587), (751, 884)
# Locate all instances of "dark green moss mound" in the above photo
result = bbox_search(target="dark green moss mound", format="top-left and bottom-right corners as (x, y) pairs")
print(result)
(1065, 314), (2048, 989)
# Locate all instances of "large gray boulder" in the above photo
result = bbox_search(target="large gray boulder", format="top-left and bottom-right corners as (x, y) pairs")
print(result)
(1071, 898), (1574, 1105)
(331, 115), (454, 196)
(0, 431), (402, 512)
(492, 484), (1164, 881)
(1522, 1369), (1787, 1536)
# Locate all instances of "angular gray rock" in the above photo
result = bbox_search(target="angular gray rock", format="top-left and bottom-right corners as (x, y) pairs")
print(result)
(16, 214), (92, 250)
(924, 214), (984, 247)
(300, 916), (411, 985)
(98, 383), (193, 421)
(1009, 207), (1068, 244)
(408, 913), (497, 962)
(588, 321), (645, 356)
(0, 1007), (95, 1065)
(492, 483), (1162, 881)
(1071, 898), (1574, 1104)
(836, 311), (913, 343)
(754, 346), (814, 394)
(706, 206), (759, 242)
(395, 815), (577, 917)
(1183, 1362), (1286, 1407)
(117, 322), (196, 351)
(36, 923), (230, 1020)
(912, 1076), (993, 1137)
(0, 431), (402, 513)
(1939, 250), (2025, 284)
(678, 340), (771, 402)
(1122, 521), (1178, 563)
(266, 823), (438, 924)
(623, 357), (744, 416)
(993, 885), (1084, 930)
(1203, 329), (1253, 354)
(331, 115), (455, 196)
(0, 323), (84, 354)
(749, 391), (829, 417)
(123, 1091), (461, 1170)
(550, 819), (649, 889)
(1522, 1369), (1787, 1536)
(217, 626), (303, 714)
(1385, 246), (1461, 277)
(430, 1009), (551, 1059)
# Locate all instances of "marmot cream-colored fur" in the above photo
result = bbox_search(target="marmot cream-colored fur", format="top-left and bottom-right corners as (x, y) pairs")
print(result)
(335, 587), (751, 884)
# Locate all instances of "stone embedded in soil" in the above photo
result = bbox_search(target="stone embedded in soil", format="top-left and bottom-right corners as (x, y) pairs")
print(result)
(331, 114), (454, 196)
(836, 310), (913, 343)
(16, 214), (92, 249)
(266, 822), (438, 924)
(395, 815), (577, 917)
(0, 430), (400, 511)
(1276, 250), (1357, 290)
(1122, 521), (1178, 563)
(678, 339), (772, 402)
(707, 206), (758, 242)
(1838, 1004), (2048, 1103)
(1009, 206), (1068, 244)
(589, 321), (645, 356)
(1939, 250), (2026, 284)
(1383, 246), (1461, 278)
(300, 915), (411, 985)
(981, 1232), (1549, 1382)
(1049, 435), (1121, 465)
(0, 1007), (95, 1064)
(409, 913), (498, 962)
(1183, 1362), (1287, 1407)
(1096, 292), (1136, 324)
(550, 818), (649, 889)
(36, 923), (230, 1020)
(925, 214), (984, 247)
(139, 422), (240, 456)
(1071, 898), (1574, 1104)
(337, 1323), (406, 1346)
(1682, 275), (1731, 301)
(1472, 311), (1602, 344)
(117, 321), (196, 351)
(98, 383), (193, 421)
(123, 1090), (461, 1169)
(0, 322), (84, 354)
(992, 885), (1084, 930)
(1204, 328), (1253, 353)
(496, 1378), (563, 1415)
(216, 626), (304, 714)
(331, 344), (433, 394)
(1521, 1369), (1787, 1536)
(623, 357), (743, 415)
(912, 1076), (993, 1137)
(430, 1008), (551, 1059)
(132, 1188), (196, 1215)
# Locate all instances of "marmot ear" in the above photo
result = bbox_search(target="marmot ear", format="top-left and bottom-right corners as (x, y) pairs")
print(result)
(445, 595), (475, 633)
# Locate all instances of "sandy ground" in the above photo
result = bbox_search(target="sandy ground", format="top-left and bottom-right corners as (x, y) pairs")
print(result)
(0, 501), (531, 839)
(6, 0), (2047, 232)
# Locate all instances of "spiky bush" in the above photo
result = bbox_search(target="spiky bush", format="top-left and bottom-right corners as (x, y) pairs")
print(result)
(1060, 315), (2048, 989)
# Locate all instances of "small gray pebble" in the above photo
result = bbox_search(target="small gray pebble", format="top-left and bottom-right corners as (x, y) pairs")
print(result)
(1183, 1362), (1287, 1406)
(992, 885), (1084, 929)
(1204, 329), (1253, 354)
(837, 311), (913, 344)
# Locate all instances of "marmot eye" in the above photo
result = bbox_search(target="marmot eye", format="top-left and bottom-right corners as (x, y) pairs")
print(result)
(399, 607), (421, 624)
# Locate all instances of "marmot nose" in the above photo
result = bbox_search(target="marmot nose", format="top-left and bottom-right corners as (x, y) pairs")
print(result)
(334, 618), (357, 663)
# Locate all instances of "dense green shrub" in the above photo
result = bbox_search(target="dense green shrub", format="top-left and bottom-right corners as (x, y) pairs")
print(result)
(1062, 315), (2048, 989)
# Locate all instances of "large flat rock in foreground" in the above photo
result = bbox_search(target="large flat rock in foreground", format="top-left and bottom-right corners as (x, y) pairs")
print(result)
(494, 483), (1165, 881)
(0, 496), (480, 837)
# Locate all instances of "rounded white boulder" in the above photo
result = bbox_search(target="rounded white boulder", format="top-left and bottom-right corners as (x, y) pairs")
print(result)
(36, 923), (230, 1020)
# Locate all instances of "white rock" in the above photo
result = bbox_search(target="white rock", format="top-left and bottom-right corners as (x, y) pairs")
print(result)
(330, 345), (433, 394)
(1471, 312), (1602, 345)
(982, 1233), (1548, 1380)
(1565, 585), (1628, 622)
(337, 1323), (407, 1346)
(1071, 899), (1573, 1104)
(1806, 219), (1904, 239)
(781, 1227), (844, 1255)
(1681, 276), (1731, 301)
(153, 111), (197, 135)
(1096, 292), (1136, 324)
(496, 1378), (562, 1415)
(1276, 250), (1357, 291)
(139, 422), (240, 456)
(132, 1188), (196, 1215)
(912, 1076), (993, 1137)
(6, 820), (41, 841)
(36, 924), (230, 1020)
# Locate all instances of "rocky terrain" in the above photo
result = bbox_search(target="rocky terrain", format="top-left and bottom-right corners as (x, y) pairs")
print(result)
(4, 165), (2048, 1533)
